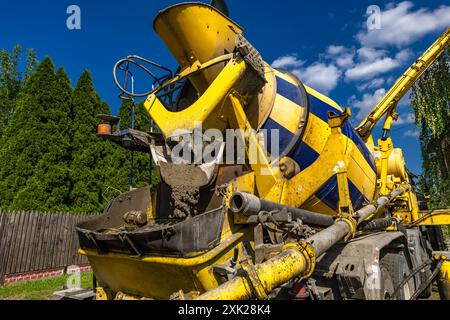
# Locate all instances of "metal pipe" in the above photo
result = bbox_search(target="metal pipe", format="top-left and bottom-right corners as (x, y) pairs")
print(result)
(307, 220), (351, 256)
(356, 185), (410, 224)
(196, 186), (410, 300)
(230, 192), (335, 227)
(196, 247), (307, 300)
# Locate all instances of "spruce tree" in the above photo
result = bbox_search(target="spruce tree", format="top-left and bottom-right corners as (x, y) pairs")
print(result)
(0, 57), (57, 209)
(12, 67), (73, 211)
(0, 45), (22, 137)
(24, 48), (38, 82)
(69, 70), (112, 212)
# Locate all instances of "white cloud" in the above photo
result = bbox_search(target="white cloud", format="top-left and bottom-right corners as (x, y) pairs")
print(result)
(357, 47), (386, 62)
(357, 1), (450, 48)
(350, 88), (387, 120)
(393, 112), (416, 126)
(271, 54), (342, 94)
(292, 63), (341, 94)
(345, 49), (412, 81)
(271, 54), (305, 69)
(325, 45), (355, 68)
(404, 128), (420, 138)
(327, 45), (346, 56)
(356, 78), (385, 91)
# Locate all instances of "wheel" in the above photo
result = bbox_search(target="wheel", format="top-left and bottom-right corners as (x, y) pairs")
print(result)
(418, 247), (433, 299)
(381, 252), (414, 300)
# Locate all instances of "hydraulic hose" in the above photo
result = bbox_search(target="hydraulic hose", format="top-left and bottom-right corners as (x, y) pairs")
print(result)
(410, 261), (443, 300)
(391, 259), (432, 299)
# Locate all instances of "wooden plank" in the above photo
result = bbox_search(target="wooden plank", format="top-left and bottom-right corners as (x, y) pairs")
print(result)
(6, 212), (21, 275)
(32, 213), (45, 271)
(7, 212), (25, 275)
(21, 212), (35, 273)
(3, 212), (16, 275)
(64, 213), (74, 266)
(38, 213), (51, 271)
(14, 212), (30, 273)
(25, 212), (38, 272)
(46, 213), (59, 270)
(0, 212), (11, 283)
(59, 213), (70, 268)
(54, 213), (65, 269)
(26, 212), (41, 271)
(17, 212), (33, 274)
(1, 213), (15, 277)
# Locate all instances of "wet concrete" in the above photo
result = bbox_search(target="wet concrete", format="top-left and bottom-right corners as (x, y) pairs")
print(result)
(160, 163), (209, 219)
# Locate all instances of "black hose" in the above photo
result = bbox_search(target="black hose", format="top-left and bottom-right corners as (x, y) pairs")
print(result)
(410, 261), (443, 300)
(229, 192), (335, 228)
(359, 217), (393, 231)
(391, 259), (432, 299)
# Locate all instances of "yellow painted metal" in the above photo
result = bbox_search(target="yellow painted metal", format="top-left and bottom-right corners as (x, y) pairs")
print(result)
(153, 3), (243, 93)
(328, 109), (354, 216)
(414, 209), (450, 226)
(357, 27), (450, 141)
(227, 92), (284, 199)
(81, 231), (247, 300)
(280, 113), (377, 212)
(144, 57), (246, 138)
(196, 243), (311, 300)
(438, 261), (450, 300)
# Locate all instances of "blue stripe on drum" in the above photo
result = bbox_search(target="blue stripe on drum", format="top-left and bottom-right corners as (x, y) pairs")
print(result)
(315, 175), (368, 211)
(276, 76), (307, 106)
(343, 122), (377, 172)
(261, 117), (294, 155)
(269, 75), (375, 173)
(290, 142), (320, 171)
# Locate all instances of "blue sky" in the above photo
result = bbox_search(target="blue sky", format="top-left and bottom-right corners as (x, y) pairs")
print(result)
(1, 0), (449, 174)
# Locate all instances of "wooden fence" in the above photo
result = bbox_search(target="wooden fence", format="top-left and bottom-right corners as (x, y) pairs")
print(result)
(0, 211), (98, 284)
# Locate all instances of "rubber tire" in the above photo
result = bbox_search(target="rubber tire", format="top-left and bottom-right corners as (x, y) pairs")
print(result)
(381, 252), (414, 300)
(418, 248), (433, 299)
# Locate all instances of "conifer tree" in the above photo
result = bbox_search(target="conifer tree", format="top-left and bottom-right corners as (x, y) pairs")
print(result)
(0, 57), (57, 209)
(12, 67), (73, 211)
(0, 45), (22, 137)
(69, 70), (112, 212)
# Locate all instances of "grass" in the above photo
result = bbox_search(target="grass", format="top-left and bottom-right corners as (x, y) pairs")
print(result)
(0, 272), (93, 300)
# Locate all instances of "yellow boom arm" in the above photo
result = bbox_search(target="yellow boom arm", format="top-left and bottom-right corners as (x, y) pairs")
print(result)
(356, 27), (450, 142)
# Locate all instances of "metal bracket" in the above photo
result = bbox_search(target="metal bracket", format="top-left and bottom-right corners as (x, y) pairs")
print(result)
(239, 259), (268, 300)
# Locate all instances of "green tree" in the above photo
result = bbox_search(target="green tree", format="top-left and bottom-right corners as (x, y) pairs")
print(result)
(411, 49), (450, 209)
(24, 48), (38, 81)
(0, 45), (22, 137)
(11, 67), (73, 211)
(0, 57), (67, 210)
(69, 70), (113, 212)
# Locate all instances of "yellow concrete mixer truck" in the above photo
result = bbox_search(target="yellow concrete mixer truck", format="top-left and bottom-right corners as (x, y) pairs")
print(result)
(75, 1), (450, 300)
